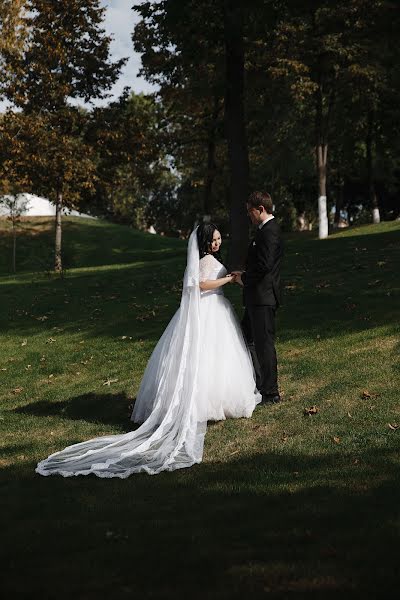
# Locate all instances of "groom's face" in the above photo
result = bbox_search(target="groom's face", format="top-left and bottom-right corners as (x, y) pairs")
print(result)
(247, 203), (262, 225)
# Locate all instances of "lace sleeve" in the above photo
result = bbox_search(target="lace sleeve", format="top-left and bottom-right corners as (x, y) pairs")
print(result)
(199, 254), (215, 282)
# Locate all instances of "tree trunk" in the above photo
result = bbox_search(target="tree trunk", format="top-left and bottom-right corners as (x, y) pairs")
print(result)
(334, 181), (344, 227)
(316, 142), (328, 238)
(203, 95), (221, 219)
(366, 109), (380, 224)
(12, 221), (16, 273)
(54, 191), (63, 272)
(314, 46), (336, 241)
(224, 1), (249, 269)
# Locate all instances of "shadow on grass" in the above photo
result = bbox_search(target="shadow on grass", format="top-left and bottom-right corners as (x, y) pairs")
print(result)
(0, 444), (399, 599)
(0, 217), (186, 275)
(1, 227), (399, 347)
(13, 391), (137, 431)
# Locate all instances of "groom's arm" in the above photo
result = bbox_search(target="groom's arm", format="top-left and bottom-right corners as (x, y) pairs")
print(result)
(241, 228), (279, 287)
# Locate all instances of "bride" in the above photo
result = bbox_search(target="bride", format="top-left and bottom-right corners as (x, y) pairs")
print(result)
(36, 224), (261, 478)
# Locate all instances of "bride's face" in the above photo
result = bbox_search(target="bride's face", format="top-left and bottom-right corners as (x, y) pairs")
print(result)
(210, 230), (222, 253)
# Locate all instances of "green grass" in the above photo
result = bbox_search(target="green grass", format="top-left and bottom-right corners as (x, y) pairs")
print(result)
(1, 216), (399, 599)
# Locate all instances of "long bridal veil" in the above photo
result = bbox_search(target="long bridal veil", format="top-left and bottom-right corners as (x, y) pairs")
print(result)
(36, 228), (207, 478)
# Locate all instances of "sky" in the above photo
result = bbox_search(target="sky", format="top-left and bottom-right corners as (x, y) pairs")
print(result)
(98, 0), (157, 103)
(0, 0), (156, 111)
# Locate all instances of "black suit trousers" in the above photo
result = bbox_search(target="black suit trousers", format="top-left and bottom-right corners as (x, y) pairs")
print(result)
(242, 305), (278, 396)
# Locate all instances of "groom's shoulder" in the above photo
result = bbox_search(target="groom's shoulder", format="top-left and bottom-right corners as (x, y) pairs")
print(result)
(260, 218), (281, 236)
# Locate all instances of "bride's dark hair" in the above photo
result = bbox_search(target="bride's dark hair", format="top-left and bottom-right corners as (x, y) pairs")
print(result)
(196, 222), (223, 263)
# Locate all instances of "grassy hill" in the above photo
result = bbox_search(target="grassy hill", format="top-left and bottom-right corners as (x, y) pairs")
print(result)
(1, 216), (399, 599)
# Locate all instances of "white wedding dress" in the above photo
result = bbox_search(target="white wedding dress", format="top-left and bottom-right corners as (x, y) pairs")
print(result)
(36, 229), (260, 478)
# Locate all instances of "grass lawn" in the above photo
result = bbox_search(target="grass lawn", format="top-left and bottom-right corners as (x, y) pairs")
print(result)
(0, 216), (399, 599)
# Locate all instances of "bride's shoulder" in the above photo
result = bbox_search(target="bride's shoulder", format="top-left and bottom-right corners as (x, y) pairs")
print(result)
(199, 253), (215, 263)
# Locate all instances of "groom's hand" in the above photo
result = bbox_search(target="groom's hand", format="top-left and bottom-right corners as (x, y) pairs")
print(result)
(231, 271), (244, 286)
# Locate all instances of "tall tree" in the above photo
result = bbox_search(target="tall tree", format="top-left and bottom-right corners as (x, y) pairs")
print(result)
(0, 108), (98, 270)
(133, 1), (228, 227)
(0, 0), (27, 96)
(86, 91), (177, 230)
(223, 1), (249, 267)
(2, 0), (125, 271)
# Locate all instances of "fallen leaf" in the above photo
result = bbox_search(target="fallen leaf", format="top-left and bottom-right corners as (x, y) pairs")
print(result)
(36, 315), (48, 321)
(304, 406), (319, 416)
(333, 436), (341, 444)
(388, 423), (399, 431)
(12, 387), (23, 394)
(1, 368), (7, 371)
(316, 281), (331, 289)
(361, 390), (378, 400)
(347, 412), (353, 418)
(228, 449), (240, 457)
(46, 337), (56, 344)
(21, 339), (27, 347)
(103, 378), (118, 386)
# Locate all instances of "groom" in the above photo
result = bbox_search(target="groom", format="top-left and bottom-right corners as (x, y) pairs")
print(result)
(233, 191), (284, 404)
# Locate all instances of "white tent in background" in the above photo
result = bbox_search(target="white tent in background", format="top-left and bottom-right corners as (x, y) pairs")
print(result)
(0, 193), (96, 219)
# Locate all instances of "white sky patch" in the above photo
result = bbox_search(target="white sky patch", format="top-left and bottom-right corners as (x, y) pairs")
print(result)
(97, 0), (158, 104)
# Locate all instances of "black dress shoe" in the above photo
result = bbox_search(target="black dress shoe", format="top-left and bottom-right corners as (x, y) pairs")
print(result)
(261, 394), (281, 404)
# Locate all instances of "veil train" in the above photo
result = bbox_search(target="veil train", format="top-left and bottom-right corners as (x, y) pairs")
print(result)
(36, 228), (207, 478)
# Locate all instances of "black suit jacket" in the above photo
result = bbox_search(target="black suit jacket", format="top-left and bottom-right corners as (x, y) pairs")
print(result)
(242, 218), (283, 307)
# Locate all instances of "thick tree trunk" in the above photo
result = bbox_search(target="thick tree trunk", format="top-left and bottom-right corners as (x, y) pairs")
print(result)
(54, 191), (63, 272)
(224, 1), (249, 269)
(366, 109), (380, 224)
(203, 95), (221, 219)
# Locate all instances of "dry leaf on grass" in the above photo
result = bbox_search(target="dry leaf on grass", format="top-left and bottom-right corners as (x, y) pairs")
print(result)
(388, 423), (399, 431)
(103, 378), (118, 386)
(12, 387), (23, 394)
(332, 436), (341, 444)
(21, 339), (27, 347)
(361, 390), (379, 400)
(304, 406), (319, 416)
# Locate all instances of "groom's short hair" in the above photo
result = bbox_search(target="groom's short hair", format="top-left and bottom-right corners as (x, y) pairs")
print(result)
(248, 191), (273, 213)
